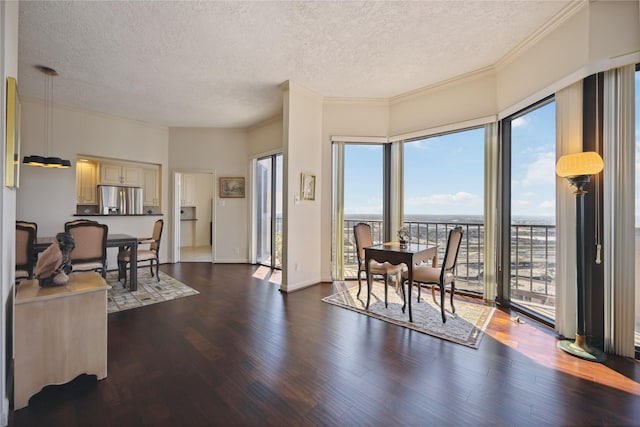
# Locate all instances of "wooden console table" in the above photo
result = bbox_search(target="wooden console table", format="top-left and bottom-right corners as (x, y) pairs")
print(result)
(14, 272), (111, 410)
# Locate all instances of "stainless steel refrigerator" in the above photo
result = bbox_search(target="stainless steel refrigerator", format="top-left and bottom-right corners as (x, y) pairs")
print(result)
(98, 185), (143, 215)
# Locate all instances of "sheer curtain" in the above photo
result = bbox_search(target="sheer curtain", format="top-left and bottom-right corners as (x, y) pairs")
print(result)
(331, 142), (345, 281)
(483, 123), (498, 301)
(554, 81), (583, 338)
(603, 65), (636, 357)
(390, 141), (404, 240)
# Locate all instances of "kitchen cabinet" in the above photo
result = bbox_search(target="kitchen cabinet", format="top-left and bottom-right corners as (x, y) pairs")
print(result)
(181, 174), (196, 206)
(76, 160), (98, 204)
(143, 167), (160, 206)
(100, 162), (142, 186)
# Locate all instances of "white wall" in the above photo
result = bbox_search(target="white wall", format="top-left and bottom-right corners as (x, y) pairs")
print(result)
(16, 101), (169, 270)
(1, 1), (18, 424)
(389, 70), (497, 136)
(282, 81), (323, 291)
(168, 128), (248, 262)
(247, 116), (283, 158)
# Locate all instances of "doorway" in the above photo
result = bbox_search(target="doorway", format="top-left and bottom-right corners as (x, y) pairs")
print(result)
(174, 171), (215, 263)
(255, 154), (283, 269)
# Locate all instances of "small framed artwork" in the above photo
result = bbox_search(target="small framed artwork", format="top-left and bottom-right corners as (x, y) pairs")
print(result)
(300, 173), (316, 201)
(5, 77), (20, 188)
(219, 177), (245, 198)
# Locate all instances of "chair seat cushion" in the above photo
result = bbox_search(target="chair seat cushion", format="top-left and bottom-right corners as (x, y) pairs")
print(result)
(403, 266), (442, 283)
(15, 269), (30, 280)
(72, 261), (105, 272)
(363, 260), (403, 275)
(118, 249), (157, 262)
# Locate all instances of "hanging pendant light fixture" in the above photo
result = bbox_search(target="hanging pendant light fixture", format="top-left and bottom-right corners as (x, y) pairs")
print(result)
(23, 65), (71, 169)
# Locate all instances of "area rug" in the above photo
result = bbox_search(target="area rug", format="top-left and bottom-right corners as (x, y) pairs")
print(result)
(323, 282), (495, 349)
(106, 269), (199, 313)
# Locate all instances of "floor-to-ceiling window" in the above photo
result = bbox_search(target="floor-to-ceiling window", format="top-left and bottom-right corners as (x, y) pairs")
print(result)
(342, 144), (386, 278)
(507, 99), (557, 321)
(403, 128), (485, 294)
(256, 154), (283, 269)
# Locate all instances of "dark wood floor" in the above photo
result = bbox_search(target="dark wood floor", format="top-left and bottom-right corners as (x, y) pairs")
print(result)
(10, 263), (640, 426)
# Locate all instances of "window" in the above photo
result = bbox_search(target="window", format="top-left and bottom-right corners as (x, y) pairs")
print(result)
(507, 99), (557, 321)
(403, 128), (485, 293)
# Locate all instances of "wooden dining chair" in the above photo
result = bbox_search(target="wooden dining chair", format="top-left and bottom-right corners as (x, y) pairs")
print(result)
(118, 219), (163, 286)
(16, 221), (38, 281)
(403, 226), (464, 323)
(65, 221), (109, 277)
(353, 222), (403, 308)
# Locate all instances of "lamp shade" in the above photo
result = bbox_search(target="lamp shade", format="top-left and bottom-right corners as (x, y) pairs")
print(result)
(556, 151), (603, 177)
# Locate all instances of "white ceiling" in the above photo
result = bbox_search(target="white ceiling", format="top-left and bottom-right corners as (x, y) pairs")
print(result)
(18, 1), (574, 129)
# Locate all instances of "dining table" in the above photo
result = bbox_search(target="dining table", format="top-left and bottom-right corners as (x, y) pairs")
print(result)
(365, 242), (437, 323)
(35, 233), (139, 291)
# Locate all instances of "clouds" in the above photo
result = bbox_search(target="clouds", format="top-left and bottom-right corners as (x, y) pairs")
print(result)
(512, 116), (528, 128)
(513, 151), (556, 188)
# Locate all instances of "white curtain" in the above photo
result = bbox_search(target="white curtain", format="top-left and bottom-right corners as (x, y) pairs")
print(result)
(554, 81), (583, 338)
(331, 142), (345, 281)
(483, 123), (498, 301)
(390, 141), (404, 239)
(603, 65), (636, 357)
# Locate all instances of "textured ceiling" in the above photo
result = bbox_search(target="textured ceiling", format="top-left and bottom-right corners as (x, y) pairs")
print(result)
(18, 1), (574, 128)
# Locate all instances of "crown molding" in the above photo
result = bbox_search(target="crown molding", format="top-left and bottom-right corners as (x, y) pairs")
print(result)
(495, 0), (588, 71)
(323, 97), (389, 106)
(389, 66), (496, 105)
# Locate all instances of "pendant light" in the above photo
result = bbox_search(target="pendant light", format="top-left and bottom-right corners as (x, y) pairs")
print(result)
(23, 65), (71, 169)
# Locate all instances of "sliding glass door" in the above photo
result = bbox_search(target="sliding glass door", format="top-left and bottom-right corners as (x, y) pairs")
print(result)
(342, 144), (387, 279)
(507, 99), (557, 321)
(256, 154), (283, 269)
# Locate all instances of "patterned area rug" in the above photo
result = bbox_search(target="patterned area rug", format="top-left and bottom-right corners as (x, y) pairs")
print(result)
(323, 281), (495, 349)
(106, 269), (199, 313)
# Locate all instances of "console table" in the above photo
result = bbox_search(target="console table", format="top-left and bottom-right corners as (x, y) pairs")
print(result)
(14, 272), (110, 410)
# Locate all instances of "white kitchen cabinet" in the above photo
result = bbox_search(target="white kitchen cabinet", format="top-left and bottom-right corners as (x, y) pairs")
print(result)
(143, 167), (160, 206)
(181, 174), (196, 206)
(76, 160), (98, 204)
(100, 162), (142, 186)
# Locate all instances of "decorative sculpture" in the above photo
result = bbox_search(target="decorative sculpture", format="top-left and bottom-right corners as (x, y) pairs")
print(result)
(34, 232), (75, 287)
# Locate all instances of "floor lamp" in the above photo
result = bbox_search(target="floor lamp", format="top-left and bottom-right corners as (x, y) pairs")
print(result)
(556, 151), (606, 362)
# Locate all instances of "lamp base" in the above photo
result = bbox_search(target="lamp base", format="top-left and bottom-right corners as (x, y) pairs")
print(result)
(557, 334), (606, 363)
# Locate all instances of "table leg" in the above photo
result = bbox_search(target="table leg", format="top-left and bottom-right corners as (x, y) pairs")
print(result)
(407, 265), (413, 323)
(365, 257), (371, 310)
(130, 243), (137, 291)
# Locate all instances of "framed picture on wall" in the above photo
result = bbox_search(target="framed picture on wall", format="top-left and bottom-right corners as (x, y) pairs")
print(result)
(219, 177), (245, 198)
(300, 173), (316, 201)
(5, 77), (20, 188)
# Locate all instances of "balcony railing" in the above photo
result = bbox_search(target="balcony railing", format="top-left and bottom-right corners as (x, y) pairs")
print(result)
(342, 219), (556, 316)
